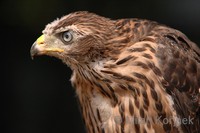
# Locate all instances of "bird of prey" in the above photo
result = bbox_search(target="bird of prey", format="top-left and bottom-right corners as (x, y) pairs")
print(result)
(30, 11), (200, 133)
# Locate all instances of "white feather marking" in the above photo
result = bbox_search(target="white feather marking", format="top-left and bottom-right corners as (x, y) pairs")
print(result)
(166, 94), (183, 133)
(91, 90), (112, 122)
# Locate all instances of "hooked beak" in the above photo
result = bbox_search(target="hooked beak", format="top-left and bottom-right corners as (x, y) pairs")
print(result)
(30, 35), (64, 59)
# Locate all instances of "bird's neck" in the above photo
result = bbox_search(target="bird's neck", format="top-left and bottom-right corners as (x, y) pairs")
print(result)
(70, 59), (179, 133)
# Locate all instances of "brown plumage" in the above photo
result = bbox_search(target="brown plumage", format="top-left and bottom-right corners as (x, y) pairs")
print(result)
(30, 11), (200, 133)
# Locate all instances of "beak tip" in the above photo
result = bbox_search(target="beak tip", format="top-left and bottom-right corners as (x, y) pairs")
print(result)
(30, 55), (34, 60)
(30, 42), (38, 60)
(30, 35), (45, 60)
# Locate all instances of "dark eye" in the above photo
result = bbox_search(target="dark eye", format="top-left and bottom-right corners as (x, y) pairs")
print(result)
(62, 31), (73, 42)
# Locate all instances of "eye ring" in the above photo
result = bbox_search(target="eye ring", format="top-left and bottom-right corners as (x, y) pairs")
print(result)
(62, 31), (73, 42)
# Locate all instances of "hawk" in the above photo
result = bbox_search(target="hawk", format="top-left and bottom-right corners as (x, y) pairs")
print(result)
(30, 11), (200, 133)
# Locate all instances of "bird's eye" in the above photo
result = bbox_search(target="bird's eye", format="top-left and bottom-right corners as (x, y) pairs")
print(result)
(62, 31), (73, 42)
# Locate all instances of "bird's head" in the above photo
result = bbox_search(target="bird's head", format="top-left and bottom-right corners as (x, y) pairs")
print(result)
(30, 11), (116, 68)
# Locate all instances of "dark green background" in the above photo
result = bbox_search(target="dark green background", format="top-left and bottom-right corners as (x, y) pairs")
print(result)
(2, 0), (200, 133)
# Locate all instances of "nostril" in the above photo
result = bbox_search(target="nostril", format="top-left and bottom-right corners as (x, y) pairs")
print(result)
(36, 35), (44, 45)
(38, 41), (44, 45)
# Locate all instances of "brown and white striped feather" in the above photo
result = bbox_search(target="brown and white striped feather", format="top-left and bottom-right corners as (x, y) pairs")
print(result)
(41, 12), (199, 133)
(71, 18), (199, 133)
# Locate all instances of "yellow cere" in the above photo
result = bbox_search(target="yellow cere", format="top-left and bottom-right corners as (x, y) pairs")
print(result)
(36, 35), (44, 44)
(46, 48), (64, 53)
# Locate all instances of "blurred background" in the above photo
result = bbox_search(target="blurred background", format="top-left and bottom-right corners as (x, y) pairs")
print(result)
(2, 0), (200, 133)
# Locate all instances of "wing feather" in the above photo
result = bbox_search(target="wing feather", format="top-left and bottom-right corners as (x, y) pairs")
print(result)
(154, 25), (200, 133)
